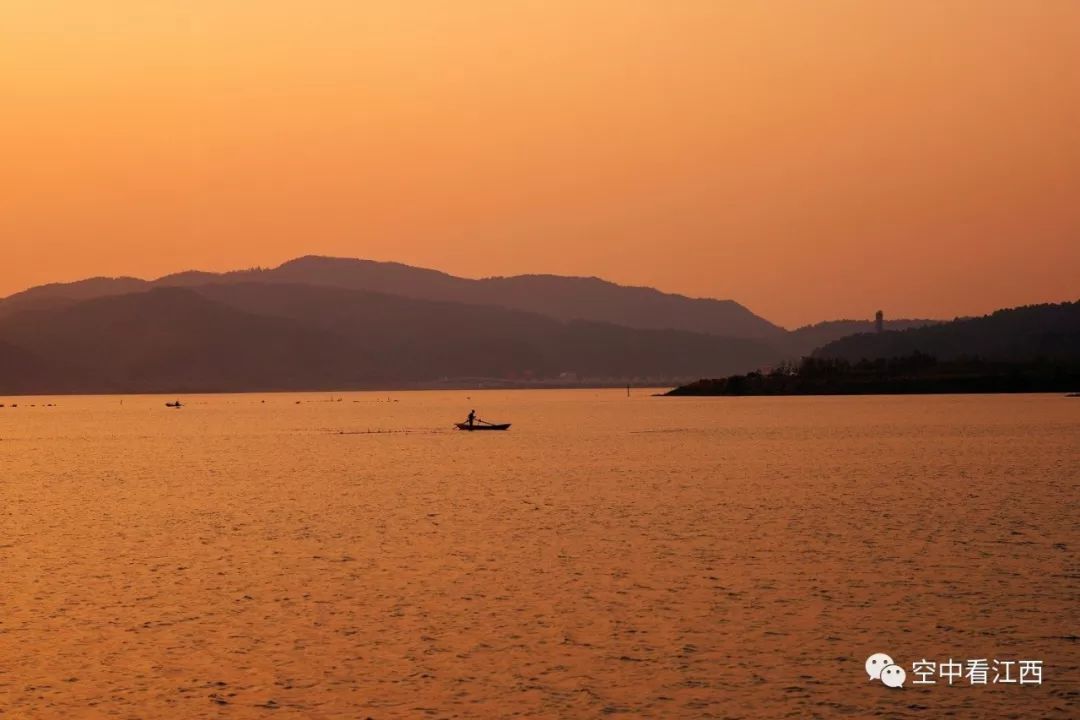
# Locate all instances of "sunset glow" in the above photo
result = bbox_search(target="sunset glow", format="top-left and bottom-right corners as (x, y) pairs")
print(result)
(3, 1), (1078, 325)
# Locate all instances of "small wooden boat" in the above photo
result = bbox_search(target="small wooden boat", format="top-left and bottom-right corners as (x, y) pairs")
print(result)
(455, 422), (510, 431)
(165, 401), (183, 408)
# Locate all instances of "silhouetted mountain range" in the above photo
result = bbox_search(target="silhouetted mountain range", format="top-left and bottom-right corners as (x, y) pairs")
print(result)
(0, 256), (785, 339)
(8, 255), (1031, 395)
(0, 282), (778, 394)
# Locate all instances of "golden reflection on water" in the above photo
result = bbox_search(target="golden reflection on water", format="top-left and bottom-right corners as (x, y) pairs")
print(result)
(1, 391), (1077, 718)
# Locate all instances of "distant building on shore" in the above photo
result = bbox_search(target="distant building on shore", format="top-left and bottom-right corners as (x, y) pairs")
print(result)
(875, 310), (884, 333)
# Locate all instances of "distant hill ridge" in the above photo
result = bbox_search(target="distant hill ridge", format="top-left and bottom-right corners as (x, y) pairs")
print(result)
(0, 282), (780, 394)
(0, 255), (785, 340)
(2, 257), (1069, 395)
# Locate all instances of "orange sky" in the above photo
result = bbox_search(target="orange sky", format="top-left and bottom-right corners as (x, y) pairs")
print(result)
(2, 1), (1078, 327)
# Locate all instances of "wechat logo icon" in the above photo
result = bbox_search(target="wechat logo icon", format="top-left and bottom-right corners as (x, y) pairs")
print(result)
(866, 652), (905, 688)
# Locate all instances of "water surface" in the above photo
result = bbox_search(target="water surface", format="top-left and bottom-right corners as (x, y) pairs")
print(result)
(1, 391), (1077, 718)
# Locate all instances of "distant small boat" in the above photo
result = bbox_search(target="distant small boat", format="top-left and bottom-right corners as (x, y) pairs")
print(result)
(455, 422), (511, 431)
(165, 401), (183, 408)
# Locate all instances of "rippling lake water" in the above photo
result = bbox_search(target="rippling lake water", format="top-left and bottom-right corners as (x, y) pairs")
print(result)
(1, 390), (1077, 718)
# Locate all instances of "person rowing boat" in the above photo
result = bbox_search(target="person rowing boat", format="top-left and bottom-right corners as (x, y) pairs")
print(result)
(456, 410), (511, 431)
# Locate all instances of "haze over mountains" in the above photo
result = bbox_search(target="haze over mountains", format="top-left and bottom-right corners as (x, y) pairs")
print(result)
(0, 257), (792, 394)
(0, 255), (958, 394)
(0, 256), (784, 338)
